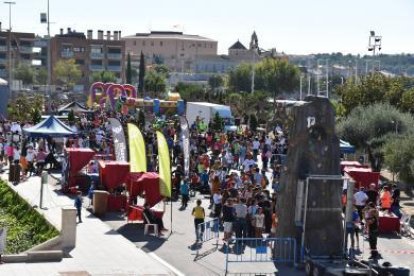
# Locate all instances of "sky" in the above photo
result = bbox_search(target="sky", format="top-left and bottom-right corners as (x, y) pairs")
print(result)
(1, 0), (413, 55)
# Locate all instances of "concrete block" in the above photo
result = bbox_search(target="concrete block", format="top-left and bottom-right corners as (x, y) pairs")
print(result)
(2, 253), (28, 263)
(27, 250), (63, 262)
(61, 207), (77, 250)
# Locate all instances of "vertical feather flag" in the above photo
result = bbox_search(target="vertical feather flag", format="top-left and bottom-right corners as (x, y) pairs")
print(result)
(156, 131), (171, 197)
(128, 123), (147, 172)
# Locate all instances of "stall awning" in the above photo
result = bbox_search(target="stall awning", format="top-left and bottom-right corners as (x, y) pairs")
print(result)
(340, 139), (355, 154)
(23, 115), (77, 138)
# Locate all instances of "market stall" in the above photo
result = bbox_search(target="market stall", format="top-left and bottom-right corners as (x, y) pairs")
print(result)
(344, 167), (380, 189)
(98, 160), (130, 211)
(379, 211), (400, 234)
(125, 172), (164, 222)
(65, 148), (96, 192)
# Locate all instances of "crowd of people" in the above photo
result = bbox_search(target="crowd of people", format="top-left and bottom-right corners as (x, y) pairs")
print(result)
(0, 106), (407, 261)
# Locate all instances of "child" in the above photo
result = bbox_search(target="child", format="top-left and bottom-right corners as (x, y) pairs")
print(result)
(255, 207), (265, 238)
(180, 178), (190, 208)
(192, 199), (205, 242)
(74, 191), (83, 223)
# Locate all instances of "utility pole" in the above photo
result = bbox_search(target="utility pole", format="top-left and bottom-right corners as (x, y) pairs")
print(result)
(41, 0), (52, 111)
(4, 1), (16, 97)
(251, 49), (256, 94)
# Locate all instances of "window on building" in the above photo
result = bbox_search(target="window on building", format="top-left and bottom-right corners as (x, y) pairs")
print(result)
(76, 59), (85, 65)
(142, 41), (145, 46)
(160, 41), (163, 46)
(108, 61), (121, 66)
(197, 43), (201, 47)
(91, 47), (103, 53)
(150, 41), (154, 46)
(134, 41), (136, 46)
(91, 60), (102, 66)
(73, 47), (85, 52)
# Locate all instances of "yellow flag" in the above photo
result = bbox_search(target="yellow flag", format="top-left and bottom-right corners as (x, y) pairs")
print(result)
(156, 131), (171, 197)
(128, 123), (147, 172)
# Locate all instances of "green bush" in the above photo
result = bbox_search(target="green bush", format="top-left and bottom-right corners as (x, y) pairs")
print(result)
(0, 180), (59, 254)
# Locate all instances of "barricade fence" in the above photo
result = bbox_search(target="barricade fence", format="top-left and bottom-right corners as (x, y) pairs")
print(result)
(193, 218), (220, 261)
(225, 237), (297, 275)
(197, 218), (220, 242)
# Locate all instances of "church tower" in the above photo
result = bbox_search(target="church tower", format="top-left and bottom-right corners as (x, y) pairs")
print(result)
(250, 31), (258, 50)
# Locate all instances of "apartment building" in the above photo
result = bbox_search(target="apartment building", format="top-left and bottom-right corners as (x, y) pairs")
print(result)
(0, 24), (35, 80)
(50, 28), (125, 88)
(122, 31), (217, 72)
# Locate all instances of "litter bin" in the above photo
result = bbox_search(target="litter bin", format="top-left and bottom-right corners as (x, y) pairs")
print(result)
(92, 190), (109, 217)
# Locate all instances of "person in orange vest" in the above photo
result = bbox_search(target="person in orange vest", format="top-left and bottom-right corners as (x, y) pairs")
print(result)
(380, 185), (393, 212)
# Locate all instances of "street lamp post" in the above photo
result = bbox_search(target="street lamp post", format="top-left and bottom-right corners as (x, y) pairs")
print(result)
(4, 1), (16, 97)
(41, 0), (52, 111)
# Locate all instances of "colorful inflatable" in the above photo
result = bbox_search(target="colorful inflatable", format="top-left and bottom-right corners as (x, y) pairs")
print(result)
(88, 82), (138, 108)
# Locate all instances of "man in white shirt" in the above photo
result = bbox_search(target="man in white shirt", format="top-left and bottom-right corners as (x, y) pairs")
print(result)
(242, 156), (256, 173)
(252, 138), (260, 161)
(353, 186), (368, 221)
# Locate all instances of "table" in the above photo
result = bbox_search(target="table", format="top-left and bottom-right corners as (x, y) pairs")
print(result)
(127, 205), (164, 222)
(107, 194), (127, 212)
(379, 211), (400, 234)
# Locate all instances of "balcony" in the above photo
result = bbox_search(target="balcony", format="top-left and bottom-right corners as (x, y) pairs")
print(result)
(90, 52), (104, 59)
(89, 64), (104, 71)
(61, 51), (74, 58)
(20, 46), (33, 54)
(0, 46), (7, 52)
(34, 40), (48, 47)
(107, 53), (122, 60)
(107, 65), (121, 72)
(0, 58), (7, 65)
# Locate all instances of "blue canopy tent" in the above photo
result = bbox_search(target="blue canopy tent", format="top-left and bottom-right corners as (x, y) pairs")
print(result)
(23, 115), (77, 138)
(340, 139), (355, 154)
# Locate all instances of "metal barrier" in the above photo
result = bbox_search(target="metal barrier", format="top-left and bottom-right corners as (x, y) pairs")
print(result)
(193, 218), (220, 261)
(225, 237), (297, 275)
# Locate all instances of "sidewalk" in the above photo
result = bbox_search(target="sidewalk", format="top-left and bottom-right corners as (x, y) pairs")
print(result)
(0, 172), (179, 276)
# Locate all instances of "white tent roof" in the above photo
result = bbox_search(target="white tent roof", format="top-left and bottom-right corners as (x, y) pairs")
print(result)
(0, 78), (7, 85)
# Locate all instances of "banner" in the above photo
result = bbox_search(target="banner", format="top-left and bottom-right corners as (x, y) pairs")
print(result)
(180, 116), (190, 178)
(128, 123), (147, 172)
(156, 131), (171, 197)
(109, 118), (127, 162)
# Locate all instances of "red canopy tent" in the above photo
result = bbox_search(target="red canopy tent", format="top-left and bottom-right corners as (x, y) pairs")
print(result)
(125, 172), (164, 222)
(340, 161), (368, 172)
(98, 160), (130, 190)
(65, 148), (95, 192)
(344, 167), (380, 189)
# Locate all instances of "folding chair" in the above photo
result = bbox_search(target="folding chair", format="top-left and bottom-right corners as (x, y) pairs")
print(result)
(143, 213), (159, 236)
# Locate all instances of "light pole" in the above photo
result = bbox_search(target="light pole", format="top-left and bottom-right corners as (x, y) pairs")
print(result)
(4, 1), (16, 97)
(368, 31), (382, 73)
(41, 0), (51, 111)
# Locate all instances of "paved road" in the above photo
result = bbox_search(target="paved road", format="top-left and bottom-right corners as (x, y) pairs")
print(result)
(104, 194), (302, 276)
(0, 172), (178, 276)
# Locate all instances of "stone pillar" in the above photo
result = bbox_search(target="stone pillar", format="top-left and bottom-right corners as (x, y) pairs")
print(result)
(61, 207), (77, 251)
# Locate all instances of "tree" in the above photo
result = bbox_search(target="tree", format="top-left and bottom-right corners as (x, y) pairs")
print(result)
(36, 68), (48, 85)
(249, 114), (258, 131)
(91, 71), (117, 83)
(14, 65), (34, 85)
(337, 73), (389, 115)
(384, 135), (414, 192)
(400, 88), (414, 113)
(138, 51), (145, 95)
(175, 82), (204, 101)
(208, 75), (224, 91)
(7, 94), (44, 122)
(228, 63), (253, 92)
(337, 103), (414, 171)
(126, 52), (132, 83)
(211, 112), (224, 132)
(53, 59), (81, 89)
(153, 64), (170, 78)
(254, 57), (300, 101)
(31, 108), (42, 124)
(144, 70), (166, 98)
(67, 110), (75, 125)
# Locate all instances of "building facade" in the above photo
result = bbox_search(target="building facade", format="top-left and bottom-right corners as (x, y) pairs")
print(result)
(50, 28), (125, 88)
(122, 31), (217, 72)
(0, 28), (35, 81)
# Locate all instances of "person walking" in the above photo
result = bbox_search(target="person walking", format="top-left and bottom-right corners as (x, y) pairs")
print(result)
(366, 202), (381, 260)
(192, 199), (205, 242)
(180, 178), (190, 208)
(353, 186), (368, 222)
(74, 191), (83, 223)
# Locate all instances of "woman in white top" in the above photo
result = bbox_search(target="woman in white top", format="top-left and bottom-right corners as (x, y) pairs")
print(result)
(254, 207), (265, 238)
